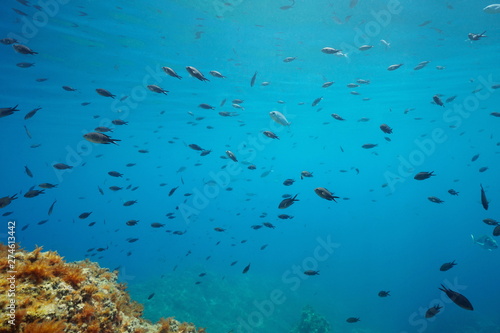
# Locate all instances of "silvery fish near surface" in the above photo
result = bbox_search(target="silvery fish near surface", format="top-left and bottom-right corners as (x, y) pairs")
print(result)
(186, 66), (209, 81)
(483, 4), (500, 13)
(162, 66), (182, 79)
(147, 85), (168, 95)
(387, 64), (403, 71)
(471, 234), (498, 250)
(269, 111), (290, 126)
(209, 70), (226, 78)
(321, 47), (341, 54)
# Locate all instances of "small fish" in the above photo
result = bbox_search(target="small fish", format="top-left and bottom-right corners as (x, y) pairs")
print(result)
(147, 293), (155, 300)
(199, 103), (215, 110)
(439, 284), (473, 310)
(480, 184), (489, 210)
(162, 67), (182, 79)
(321, 47), (341, 54)
(48, 200), (56, 216)
(425, 305), (442, 318)
(263, 131), (279, 140)
(380, 40), (391, 48)
(278, 194), (299, 209)
(53, 163), (73, 170)
(358, 45), (373, 51)
(428, 196), (444, 204)
(418, 20), (432, 27)
(472, 234), (498, 250)
(269, 111), (290, 126)
(414, 171), (435, 180)
(13, 44), (37, 55)
(24, 165), (33, 178)
(209, 70), (226, 78)
(440, 260), (457, 271)
(226, 150), (238, 162)
(446, 95), (457, 103)
(83, 132), (120, 145)
(314, 187), (339, 202)
(168, 186), (179, 196)
(189, 144), (204, 151)
(242, 263), (251, 274)
(186, 66), (209, 81)
(433, 95), (444, 107)
(468, 31), (487, 41)
(24, 107), (41, 120)
(147, 85), (169, 95)
(24, 125), (32, 139)
(380, 124), (393, 134)
(250, 71), (258, 87)
(96, 88), (115, 98)
(312, 96), (323, 107)
(79, 212), (92, 219)
(387, 64), (403, 71)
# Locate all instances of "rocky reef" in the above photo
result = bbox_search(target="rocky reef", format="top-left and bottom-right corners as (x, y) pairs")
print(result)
(0, 243), (206, 333)
(290, 305), (330, 333)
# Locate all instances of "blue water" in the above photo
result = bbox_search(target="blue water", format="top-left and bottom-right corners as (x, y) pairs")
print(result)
(1, 0), (500, 332)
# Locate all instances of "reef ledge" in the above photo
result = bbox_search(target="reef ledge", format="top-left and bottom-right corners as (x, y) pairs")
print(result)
(0, 243), (206, 333)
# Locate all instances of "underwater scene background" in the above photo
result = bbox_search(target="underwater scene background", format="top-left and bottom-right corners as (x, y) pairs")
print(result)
(1, 0), (500, 332)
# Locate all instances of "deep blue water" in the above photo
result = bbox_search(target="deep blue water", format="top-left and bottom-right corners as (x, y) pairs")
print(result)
(1, 0), (500, 332)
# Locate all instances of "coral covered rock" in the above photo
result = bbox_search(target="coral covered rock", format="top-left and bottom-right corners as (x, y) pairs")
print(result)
(289, 305), (330, 333)
(0, 244), (205, 333)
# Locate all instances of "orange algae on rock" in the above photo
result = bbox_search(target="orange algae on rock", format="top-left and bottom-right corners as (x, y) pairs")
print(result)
(0, 244), (206, 333)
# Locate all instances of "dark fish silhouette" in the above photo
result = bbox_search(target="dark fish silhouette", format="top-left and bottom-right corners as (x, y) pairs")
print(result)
(242, 263), (251, 274)
(440, 260), (456, 271)
(189, 144), (204, 151)
(24, 107), (41, 120)
(425, 305), (442, 318)
(414, 171), (434, 180)
(24, 166), (33, 178)
(480, 184), (489, 210)
(439, 285), (473, 310)
(433, 95), (444, 106)
(250, 71), (257, 87)
(279, 194), (299, 209)
(168, 186), (179, 196)
(48, 200), (56, 216)
(312, 96), (323, 107)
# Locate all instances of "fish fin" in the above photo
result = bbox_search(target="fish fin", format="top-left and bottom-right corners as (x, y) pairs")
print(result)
(471, 234), (475, 243)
